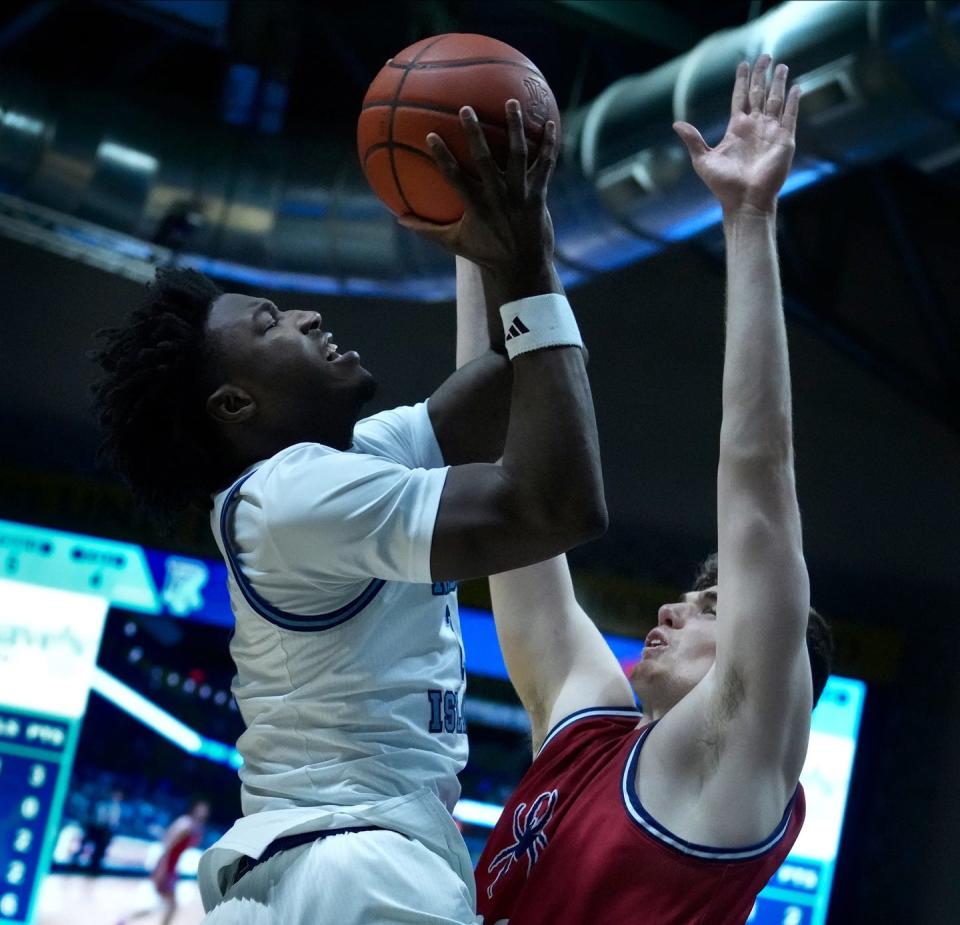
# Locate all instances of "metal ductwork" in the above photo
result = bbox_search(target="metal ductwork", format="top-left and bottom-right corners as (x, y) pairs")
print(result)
(0, 0), (958, 300)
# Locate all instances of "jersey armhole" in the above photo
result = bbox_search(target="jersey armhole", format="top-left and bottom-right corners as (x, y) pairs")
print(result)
(535, 706), (644, 760)
(219, 470), (386, 632)
(620, 724), (801, 861)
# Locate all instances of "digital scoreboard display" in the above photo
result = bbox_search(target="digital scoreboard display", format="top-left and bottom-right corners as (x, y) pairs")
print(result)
(0, 580), (107, 925)
(0, 518), (865, 925)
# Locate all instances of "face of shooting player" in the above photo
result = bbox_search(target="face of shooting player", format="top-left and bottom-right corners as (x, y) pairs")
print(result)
(204, 293), (377, 451)
(630, 585), (719, 717)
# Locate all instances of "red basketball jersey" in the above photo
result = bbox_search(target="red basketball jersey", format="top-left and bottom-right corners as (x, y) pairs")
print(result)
(475, 708), (805, 925)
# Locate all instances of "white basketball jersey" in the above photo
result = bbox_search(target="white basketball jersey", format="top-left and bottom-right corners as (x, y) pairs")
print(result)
(199, 402), (472, 907)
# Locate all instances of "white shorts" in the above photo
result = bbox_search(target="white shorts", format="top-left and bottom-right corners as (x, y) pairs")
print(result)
(200, 828), (479, 925)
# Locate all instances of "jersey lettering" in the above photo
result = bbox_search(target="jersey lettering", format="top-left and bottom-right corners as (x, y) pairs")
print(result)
(427, 689), (443, 733)
(427, 688), (465, 733)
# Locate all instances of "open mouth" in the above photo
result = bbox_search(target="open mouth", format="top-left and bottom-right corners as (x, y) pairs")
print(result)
(644, 629), (668, 653)
(320, 333), (340, 361)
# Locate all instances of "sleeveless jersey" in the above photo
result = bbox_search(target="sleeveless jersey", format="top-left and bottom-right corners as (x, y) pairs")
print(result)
(198, 402), (472, 908)
(153, 816), (202, 894)
(476, 707), (805, 925)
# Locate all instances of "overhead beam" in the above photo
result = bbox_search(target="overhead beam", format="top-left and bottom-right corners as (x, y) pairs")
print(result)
(552, 0), (701, 51)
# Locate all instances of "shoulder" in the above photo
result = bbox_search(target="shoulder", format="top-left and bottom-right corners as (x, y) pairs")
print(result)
(632, 683), (807, 849)
(354, 402), (443, 468)
(255, 442), (398, 507)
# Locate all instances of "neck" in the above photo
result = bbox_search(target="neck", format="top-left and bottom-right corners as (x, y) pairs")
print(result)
(220, 419), (356, 483)
(637, 689), (679, 723)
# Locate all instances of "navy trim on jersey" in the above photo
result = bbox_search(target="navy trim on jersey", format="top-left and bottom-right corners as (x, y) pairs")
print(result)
(621, 723), (799, 861)
(218, 470), (387, 632)
(537, 706), (644, 759)
(233, 825), (386, 885)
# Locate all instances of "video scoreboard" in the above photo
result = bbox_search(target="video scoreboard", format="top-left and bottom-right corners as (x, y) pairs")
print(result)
(0, 518), (865, 925)
(0, 580), (108, 924)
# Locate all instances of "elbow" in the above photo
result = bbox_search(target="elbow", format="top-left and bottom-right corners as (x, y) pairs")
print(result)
(579, 497), (609, 540)
(503, 477), (608, 555)
(719, 412), (793, 467)
(548, 492), (609, 548)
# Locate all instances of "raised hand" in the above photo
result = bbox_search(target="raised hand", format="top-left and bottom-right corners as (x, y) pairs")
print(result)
(673, 55), (801, 216)
(398, 101), (557, 272)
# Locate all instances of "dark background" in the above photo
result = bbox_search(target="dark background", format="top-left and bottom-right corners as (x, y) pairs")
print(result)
(1, 2), (959, 923)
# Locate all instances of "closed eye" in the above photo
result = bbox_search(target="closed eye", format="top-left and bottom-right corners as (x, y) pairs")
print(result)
(253, 300), (281, 334)
(700, 589), (717, 616)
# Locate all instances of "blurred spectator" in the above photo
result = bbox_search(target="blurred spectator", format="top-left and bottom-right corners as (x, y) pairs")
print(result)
(74, 786), (124, 873)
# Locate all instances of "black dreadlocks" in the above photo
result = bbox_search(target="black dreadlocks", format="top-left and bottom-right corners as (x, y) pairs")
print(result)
(91, 267), (226, 521)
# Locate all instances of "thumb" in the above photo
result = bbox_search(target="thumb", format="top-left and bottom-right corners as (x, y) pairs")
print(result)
(672, 122), (709, 160)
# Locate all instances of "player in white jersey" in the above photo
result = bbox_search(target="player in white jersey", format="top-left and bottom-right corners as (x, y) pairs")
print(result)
(93, 102), (606, 923)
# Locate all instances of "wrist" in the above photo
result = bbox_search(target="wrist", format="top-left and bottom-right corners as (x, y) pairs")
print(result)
(722, 203), (777, 226)
(486, 256), (561, 303)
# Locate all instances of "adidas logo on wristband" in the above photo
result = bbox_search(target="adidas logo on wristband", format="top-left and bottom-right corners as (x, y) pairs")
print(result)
(499, 293), (583, 360)
(505, 317), (530, 341)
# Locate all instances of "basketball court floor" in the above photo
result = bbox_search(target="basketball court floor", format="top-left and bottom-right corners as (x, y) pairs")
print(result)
(35, 874), (204, 924)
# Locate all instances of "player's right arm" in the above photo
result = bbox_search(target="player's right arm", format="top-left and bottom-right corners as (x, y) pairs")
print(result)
(404, 102), (607, 581)
(263, 104), (604, 589)
(452, 252), (634, 750)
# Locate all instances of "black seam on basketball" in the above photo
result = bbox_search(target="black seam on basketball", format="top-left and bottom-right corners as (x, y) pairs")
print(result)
(362, 101), (534, 136)
(365, 141), (444, 167)
(362, 101), (547, 128)
(387, 58), (545, 75)
(388, 36), (447, 214)
(363, 100), (466, 115)
(365, 115), (525, 170)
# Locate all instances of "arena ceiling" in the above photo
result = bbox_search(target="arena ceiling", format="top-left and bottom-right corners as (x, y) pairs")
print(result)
(0, 1), (758, 129)
(3, 13), (960, 918)
(0, 0), (958, 611)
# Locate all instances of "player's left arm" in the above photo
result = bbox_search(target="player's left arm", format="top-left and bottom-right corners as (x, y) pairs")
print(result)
(454, 256), (635, 752)
(676, 58), (812, 787)
(426, 257), (512, 465)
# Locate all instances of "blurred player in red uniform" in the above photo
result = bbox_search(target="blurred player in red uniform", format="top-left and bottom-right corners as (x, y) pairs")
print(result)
(118, 799), (209, 925)
(457, 57), (833, 924)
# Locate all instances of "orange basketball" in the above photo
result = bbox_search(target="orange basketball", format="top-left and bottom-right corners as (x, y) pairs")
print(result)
(358, 33), (561, 224)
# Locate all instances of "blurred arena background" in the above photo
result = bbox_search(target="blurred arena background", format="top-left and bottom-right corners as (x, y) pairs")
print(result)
(0, 1), (958, 923)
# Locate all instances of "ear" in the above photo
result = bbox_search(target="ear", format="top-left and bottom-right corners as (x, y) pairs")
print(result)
(206, 384), (256, 425)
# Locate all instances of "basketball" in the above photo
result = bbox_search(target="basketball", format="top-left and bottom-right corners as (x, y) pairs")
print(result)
(358, 33), (561, 224)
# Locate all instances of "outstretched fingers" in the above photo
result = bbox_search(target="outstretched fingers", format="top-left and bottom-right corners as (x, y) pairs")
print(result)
(731, 60), (750, 116)
(765, 63), (788, 120)
(781, 84), (802, 136)
(425, 132), (474, 201)
(459, 106), (501, 190)
(504, 99), (528, 199)
(528, 120), (558, 200)
(748, 54), (771, 114)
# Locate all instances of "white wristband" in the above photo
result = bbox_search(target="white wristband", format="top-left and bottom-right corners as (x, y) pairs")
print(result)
(499, 293), (583, 360)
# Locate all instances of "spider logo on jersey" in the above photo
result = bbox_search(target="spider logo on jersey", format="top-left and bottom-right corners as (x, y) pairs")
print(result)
(485, 789), (559, 898)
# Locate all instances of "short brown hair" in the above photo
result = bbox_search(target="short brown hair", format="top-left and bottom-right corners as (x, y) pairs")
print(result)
(693, 553), (833, 706)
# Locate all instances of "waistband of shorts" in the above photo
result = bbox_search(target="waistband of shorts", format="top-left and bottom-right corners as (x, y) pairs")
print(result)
(233, 825), (388, 886)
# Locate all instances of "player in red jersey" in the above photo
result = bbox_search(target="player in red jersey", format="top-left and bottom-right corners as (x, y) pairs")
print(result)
(117, 798), (209, 925)
(458, 57), (834, 924)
